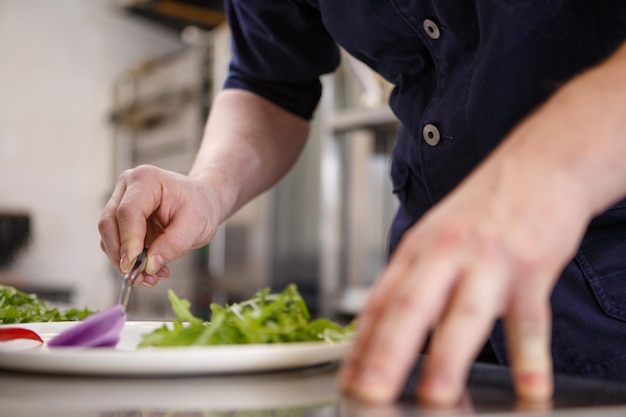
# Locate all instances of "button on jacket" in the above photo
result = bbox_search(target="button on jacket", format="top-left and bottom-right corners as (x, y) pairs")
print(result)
(224, 0), (626, 381)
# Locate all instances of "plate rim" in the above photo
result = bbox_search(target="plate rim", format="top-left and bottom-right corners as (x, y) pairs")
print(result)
(0, 320), (351, 376)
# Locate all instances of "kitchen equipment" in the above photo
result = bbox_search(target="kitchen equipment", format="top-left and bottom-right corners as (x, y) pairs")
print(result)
(117, 247), (148, 311)
(0, 212), (31, 270)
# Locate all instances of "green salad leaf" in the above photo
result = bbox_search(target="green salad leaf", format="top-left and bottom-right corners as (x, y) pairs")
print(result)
(0, 285), (93, 324)
(139, 284), (354, 347)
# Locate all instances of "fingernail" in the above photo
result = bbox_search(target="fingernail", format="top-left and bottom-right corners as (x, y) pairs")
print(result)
(119, 253), (129, 272)
(142, 275), (157, 287)
(421, 375), (457, 406)
(156, 265), (170, 279)
(353, 367), (396, 403)
(515, 370), (553, 403)
(430, 376), (454, 402)
(146, 254), (165, 275)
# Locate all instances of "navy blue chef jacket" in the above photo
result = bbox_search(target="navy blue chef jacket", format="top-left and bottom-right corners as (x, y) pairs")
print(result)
(224, 1), (626, 381)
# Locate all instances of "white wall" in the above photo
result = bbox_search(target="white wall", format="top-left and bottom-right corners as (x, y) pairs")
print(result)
(0, 1), (184, 308)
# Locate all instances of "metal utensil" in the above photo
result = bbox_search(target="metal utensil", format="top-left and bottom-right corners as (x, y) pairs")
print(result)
(117, 247), (148, 311)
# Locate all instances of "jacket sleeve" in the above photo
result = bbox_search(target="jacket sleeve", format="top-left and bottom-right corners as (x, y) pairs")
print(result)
(224, 0), (340, 120)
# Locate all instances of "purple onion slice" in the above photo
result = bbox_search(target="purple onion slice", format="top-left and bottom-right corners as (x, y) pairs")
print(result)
(48, 305), (126, 348)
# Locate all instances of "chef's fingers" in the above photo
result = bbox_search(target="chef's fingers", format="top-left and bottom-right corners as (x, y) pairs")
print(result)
(338, 245), (414, 390)
(114, 167), (162, 273)
(140, 265), (170, 287)
(134, 217), (172, 284)
(504, 287), (553, 404)
(98, 180), (127, 270)
(345, 251), (461, 403)
(418, 260), (507, 405)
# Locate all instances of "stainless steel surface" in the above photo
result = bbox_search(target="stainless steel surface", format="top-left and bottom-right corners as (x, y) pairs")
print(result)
(117, 248), (148, 310)
(1, 360), (626, 416)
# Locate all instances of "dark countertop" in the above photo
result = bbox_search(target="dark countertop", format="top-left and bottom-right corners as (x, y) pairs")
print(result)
(2, 360), (626, 417)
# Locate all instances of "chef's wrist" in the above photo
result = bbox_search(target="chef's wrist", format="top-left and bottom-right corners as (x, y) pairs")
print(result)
(188, 168), (240, 226)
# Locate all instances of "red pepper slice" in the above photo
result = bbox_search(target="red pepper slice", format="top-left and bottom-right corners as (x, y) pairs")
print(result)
(0, 327), (44, 343)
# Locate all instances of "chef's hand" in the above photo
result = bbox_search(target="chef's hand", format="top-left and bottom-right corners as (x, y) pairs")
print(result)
(98, 89), (311, 287)
(98, 166), (222, 286)
(338, 77), (616, 406)
(338, 135), (589, 405)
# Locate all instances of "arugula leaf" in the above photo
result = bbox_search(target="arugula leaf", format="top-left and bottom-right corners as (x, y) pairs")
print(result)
(168, 290), (202, 325)
(139, 284), (354, 347)
(0, 285), (93, 324)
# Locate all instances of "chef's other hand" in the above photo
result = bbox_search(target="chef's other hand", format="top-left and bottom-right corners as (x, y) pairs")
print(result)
(338, 108), (592, 406)
(98, 165), (221, 286)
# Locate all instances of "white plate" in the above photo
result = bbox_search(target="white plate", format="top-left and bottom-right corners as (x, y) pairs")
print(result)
(0, 321), (351, 376)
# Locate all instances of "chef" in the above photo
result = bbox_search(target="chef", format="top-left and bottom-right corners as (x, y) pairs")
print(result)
(98, 1), (626, 406)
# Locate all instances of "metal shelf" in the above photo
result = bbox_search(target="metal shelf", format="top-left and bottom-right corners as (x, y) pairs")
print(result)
(327, 107), (397, 132)
(318, 56), (399, 318)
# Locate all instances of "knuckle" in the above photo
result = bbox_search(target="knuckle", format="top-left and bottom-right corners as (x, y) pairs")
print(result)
(396, 290), (418, 311)
(119, 164), (158, 182)
(395, 291), (435, 322)
(471, 229), (552, 283)
(455, 300), (489, 321)
(168, 234), (190, 258)
(97, 216), (109, 233)
(506, 300), (552, 326)
(436, 227), (466, 249)
(115, 201), (135, 218)
(474, 226), (506, 259)
(117, 167), (134, 182)
(514, 250), (547, 278)
(472, 223), (554, 277)
(426, 226), (466, 255)
(363, 291), (386, 317)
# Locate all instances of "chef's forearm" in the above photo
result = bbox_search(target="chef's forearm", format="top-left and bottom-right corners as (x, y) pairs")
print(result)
(188, 89), (310, 223)
(496, 41), (626, 220)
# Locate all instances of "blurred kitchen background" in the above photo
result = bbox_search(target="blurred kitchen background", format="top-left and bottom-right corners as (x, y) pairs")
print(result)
(0, 0), (399, 321)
